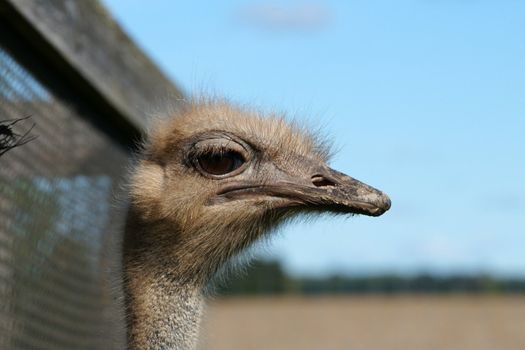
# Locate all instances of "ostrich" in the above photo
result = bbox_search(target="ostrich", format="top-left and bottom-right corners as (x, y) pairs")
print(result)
(123, 100), (391, 349)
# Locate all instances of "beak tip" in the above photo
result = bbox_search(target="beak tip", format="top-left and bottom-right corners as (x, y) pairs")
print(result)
(360, 191), (390, 217)
(373, 193), (391, 216)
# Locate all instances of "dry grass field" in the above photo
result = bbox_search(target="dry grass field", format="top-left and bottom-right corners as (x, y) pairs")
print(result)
(199, 295), (525, 350)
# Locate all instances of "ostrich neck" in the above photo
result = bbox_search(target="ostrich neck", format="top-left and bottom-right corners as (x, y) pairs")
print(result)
(123, 215), (206, 350)
(123, 266), (204, 350)
(122, 204), (265, 349)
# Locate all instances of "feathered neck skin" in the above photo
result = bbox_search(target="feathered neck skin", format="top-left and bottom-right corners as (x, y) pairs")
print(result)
(123, 210), (194, 350)
(122, 101), (390, 349)
(123, 210), (204, 350)
(123, 204), (287, 349)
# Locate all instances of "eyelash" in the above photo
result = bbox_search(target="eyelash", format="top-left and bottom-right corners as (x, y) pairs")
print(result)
(192, 144), (230, 158)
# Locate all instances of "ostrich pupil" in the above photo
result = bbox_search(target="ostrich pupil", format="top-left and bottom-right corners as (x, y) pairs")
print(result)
(198, 151), (243, 175)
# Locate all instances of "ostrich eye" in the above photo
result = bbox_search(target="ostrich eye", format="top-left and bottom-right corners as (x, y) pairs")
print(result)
(197, 151), (245, 176)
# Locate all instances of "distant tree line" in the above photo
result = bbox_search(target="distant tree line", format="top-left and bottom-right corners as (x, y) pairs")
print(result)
(217, 259), (525, 296)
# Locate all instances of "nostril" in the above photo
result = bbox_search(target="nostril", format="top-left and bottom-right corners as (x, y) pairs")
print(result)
(311, 175), (336, 188)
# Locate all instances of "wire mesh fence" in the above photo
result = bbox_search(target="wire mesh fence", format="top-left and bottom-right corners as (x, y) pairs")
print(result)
(0, 40), (128, 349)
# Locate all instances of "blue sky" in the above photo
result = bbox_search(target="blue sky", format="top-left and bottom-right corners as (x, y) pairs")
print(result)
(102, 0), (525, 277)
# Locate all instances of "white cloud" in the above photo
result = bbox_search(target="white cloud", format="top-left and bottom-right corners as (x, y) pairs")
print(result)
(236, 2), (333, 32)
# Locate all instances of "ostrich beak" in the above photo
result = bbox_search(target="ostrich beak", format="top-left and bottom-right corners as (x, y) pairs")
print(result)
(216, 165), (391, 217)
(303, 167), (391, 216)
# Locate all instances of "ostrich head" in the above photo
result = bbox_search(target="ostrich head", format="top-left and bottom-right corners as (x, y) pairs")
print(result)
(125, 100), (390, 286)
